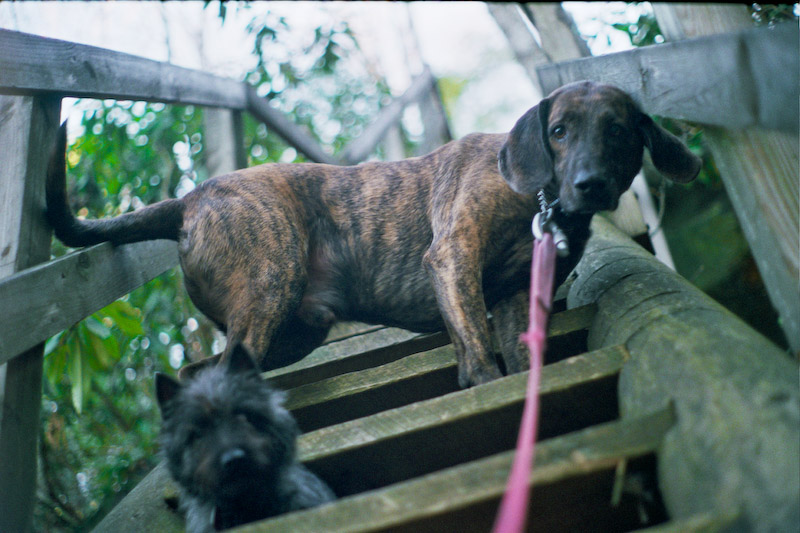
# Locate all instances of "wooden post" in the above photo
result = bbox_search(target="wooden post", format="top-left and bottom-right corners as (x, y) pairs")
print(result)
(203, 107), (246, 175)
(651, 3), (800, 355)
(0, 94), (61, 533)
(415, 80), (452, 157)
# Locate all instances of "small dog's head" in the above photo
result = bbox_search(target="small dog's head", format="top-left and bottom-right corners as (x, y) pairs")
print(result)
(498, 80), (701, 214)
(155, 344), (298, 508)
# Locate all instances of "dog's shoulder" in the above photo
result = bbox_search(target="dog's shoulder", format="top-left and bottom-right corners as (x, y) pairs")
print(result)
(433, 132), (510, 186)
(437, 132), (507, 161)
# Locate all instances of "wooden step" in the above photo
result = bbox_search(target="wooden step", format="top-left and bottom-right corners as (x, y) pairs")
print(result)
(297, 344), (628, 497)
(272, 303), (596, 393)
(235, 407), (674, 533)
(265, 329), (450, 390)
(287, 304), (599, 432)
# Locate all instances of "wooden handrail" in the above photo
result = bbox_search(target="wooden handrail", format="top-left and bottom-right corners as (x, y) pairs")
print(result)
(0, 29), (248, 108)
(0, 241), (178, 366)
(536, 22), (798, 132)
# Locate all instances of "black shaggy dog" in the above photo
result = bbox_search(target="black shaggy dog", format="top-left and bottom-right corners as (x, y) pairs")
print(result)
(155, 345), (335, 532)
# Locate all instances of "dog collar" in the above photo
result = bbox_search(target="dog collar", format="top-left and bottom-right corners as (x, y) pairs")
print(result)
(532, 190), (569, 257)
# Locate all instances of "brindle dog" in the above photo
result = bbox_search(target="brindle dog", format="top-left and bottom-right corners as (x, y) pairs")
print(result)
(46, 81), (700, 387)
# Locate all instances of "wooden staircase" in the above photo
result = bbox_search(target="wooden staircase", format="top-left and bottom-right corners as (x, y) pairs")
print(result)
(95, 295), (691, 532)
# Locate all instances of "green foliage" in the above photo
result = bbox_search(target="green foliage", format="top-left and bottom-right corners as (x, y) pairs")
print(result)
(36, 10), (393, 533)
(246, 12), (392, 156)
(750, 3), (799, 26)
(38, 99), (218, 531)
(611, 10), (664, 47)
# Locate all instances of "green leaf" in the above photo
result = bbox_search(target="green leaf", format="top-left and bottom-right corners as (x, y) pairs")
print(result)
(44, 331), (64, 356)
(45, 342), (68, 386)
(88, 333), (115, 370)
(103, 300), (145, 335)
(85, 316), (112, 339)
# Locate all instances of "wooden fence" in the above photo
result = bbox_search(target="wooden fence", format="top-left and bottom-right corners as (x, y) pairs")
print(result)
(0, 10), (797, 533)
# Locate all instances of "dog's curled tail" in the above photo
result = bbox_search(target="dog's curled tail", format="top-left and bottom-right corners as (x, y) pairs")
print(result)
(46, 122), (184, 247)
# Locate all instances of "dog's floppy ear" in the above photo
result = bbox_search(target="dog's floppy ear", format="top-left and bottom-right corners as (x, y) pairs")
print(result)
(639, 113), (701, 183)
(154, 372), (182, 413)
(498, 96), (554, 195)
(226, 343), (259, 374)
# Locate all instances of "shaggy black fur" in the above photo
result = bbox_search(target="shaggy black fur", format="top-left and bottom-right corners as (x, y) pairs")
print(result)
(155, 345), (334, 532)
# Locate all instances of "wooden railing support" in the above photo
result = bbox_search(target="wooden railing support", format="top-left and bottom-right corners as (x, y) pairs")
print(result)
(0, 94), (61, 533)
(568, 217), (799, 530)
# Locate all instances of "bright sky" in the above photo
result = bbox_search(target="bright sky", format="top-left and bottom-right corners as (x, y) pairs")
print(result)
(0, 1), (644, 136)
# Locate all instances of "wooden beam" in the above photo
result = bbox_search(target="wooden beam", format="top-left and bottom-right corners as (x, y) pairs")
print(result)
(203, 108), (246, 175)
(91, 348), (644, 533)
(650, 3), (800, 357)
(415, 81), (452, 156)
(286, 344), (458, 431)
(0, 94), (61, 533)
(0, 241), (177, 365)
(569, 216), (800, 530)
(633, 510), (743, 533)
(523, 3), (592, 62)
(286, 305), (596, 431)
(263, 329), (449, 390)
(88, 462), (183, 533)
(298, 346), (626, 496)
(0, 29), (248, 109)
(236, 408), (674, 533)
(323, 322), (385, 344)
(488, 3), (550, 94)
(339, 67), (436, 165)
(536, 22), (799, 132)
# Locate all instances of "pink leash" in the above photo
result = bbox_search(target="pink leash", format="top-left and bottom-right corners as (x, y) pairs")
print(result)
(491, 204), (559, 533)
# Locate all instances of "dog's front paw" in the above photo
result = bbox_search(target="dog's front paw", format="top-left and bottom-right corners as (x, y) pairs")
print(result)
(458, 363), (503, 388)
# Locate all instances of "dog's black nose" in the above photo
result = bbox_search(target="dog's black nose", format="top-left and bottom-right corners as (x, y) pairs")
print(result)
(220, 448), (247, 468)
(574, 172), (607, 195)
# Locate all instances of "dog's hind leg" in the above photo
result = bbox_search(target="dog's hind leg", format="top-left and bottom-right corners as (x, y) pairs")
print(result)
(262, 314), (332, 371)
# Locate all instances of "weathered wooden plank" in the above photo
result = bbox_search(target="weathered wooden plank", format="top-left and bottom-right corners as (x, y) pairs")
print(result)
(237, 408), (673, 533)
(287, 305), (596, 430)
(0, 29), (248, 108)
(287, 345), (458, 431)
(536, 23), (798, 132)
(340, 68), (436, 165)
(523, 3), (592, 62)
(0, 94), (61, 533)
(298, 346), (627, 496)
(548, 302), (595, 336)
(263, 329), (450, 390)
(323, 322), (385, 345)
(487, 3), (550, 94)
(651, 3), (799, 356)
(90, 462), (183, 533)
(568, 216), (800, 531)
(203, 107), (246, 175)
(93, 408), (671, 533)
(633, 509), (743, 533)
(0, 240), (177, 365)
(415, 79), (452, 156)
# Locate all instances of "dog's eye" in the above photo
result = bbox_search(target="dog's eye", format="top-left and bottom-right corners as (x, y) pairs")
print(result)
(551, 125), (567, 141)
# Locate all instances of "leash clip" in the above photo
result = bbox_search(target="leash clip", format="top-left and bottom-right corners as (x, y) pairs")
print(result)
(532, 191), (570, 257)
